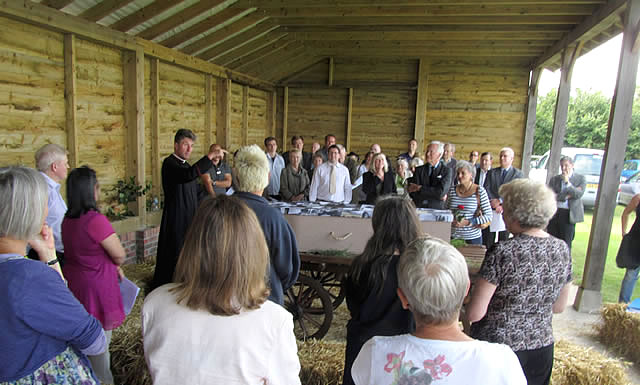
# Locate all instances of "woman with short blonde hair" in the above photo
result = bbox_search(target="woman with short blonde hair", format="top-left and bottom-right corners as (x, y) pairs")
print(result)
(361, 153), (396, 204)
(143, 196), (301, 384)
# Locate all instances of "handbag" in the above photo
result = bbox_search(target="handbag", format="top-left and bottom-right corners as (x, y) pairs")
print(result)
(473, 185), (491, 230)
(616, 234), (640, 269)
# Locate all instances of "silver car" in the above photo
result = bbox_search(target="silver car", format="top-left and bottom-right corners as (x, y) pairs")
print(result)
(618, 171), (640, 206)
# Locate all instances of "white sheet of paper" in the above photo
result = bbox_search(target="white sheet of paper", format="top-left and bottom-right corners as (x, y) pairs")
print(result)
(489, 210), (506, 232)
(119, 277), (140, 316)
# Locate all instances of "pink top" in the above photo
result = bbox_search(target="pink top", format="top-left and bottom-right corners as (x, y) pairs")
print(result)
(62, 211), (124, 331)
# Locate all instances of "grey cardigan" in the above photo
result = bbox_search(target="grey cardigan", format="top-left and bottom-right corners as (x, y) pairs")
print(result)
(280, 165), (310, 201)
(548, 173), (586, 224)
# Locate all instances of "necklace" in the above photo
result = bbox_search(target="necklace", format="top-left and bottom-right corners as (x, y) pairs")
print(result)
(456, 182), (474, 197)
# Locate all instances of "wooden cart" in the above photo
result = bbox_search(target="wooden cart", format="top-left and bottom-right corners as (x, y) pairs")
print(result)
(285, 245), (486, 341)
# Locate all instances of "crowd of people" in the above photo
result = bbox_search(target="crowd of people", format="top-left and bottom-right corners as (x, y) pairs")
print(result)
(0, 129), (637, 385)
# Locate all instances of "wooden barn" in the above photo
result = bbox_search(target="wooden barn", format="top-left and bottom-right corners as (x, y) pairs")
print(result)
(1, 0), (639, 310)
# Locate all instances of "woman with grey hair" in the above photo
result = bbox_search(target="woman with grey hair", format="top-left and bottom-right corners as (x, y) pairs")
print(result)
(394, 158), (412, 195)
(351, 237), (526, 385)
(0, 166), (106, 384)
(361, 153), (396, 204)
(446, 160), (492, 244)
(279, 148), (310, 201)
(467, 179), (572, 385)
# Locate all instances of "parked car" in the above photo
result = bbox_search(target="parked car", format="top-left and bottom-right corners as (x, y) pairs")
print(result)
(529, 147), (605, 208)
(618, 170), (640, 206)
(621, 159), (640, 181)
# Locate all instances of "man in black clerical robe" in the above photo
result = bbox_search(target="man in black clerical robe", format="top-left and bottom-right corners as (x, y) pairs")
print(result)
(151, 129), (215, 290)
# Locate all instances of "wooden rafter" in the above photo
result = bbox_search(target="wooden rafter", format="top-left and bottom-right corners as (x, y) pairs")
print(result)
(263, 4), (598, 18)
(235, 0), (606, 6)
(213, 31), (289, 66)
(136, 0), (230, 40)
(197, 20), (279, 61)
(229, 40), (301, 70)
(159, 7), (250, 48)
(110, 0), (185, 33)
(272, 15), (585, 26)
(80, 0), (136, 23)
(181, 12), (269, 55)
(41, 0), (74, 10)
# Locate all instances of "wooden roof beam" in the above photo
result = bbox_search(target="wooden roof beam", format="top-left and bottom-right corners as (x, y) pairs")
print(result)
(211, 31), (289, 65)
(181, 12), (269, 55)
(159, 7), (250, 48)
(136, 0), (230, 40)
(263, 4), (598, 18)
(273, 15), (585, 26)
(532, 0), (626, 68)
(196, 19), (279, 61)
(236, 0), (606, 7)
(41, 0), (74, 10)
(79, 0), (136, 23)
(229, 40), (303, 71)
(282, 24), (573, 33)
(110, 0), (186, 33)
(291, 30), (564, 41)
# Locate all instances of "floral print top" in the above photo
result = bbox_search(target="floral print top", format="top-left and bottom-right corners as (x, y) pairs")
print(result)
(351, 334), (526, 385)
(470, 234), (572, 351)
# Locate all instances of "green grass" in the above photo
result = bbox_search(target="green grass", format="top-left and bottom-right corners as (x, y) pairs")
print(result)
(571, 204), (639, 303)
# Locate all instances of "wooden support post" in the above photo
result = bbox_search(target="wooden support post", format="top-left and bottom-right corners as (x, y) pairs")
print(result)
(242, 85), (249, 146)
(414, 58), (429, 152)
(346, 88), (353, 152)
(63, 33), (78, 168)
(575, 0), (640, 312)
(216, 78), (231, 150)
(328, 57), (334, 87)
(150, 58), (161, 200)
(547, 44), (581, 184)
(123, 48), (146, 221)
(267, 91), (276, 137)
(205, 75), (213, 151)
(282, 86), (289, 151)
(521, 68), (542, 176)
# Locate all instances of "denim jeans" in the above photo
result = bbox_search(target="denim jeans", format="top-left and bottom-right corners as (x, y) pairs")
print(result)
(619, 266), (640, 303)
(465, 237), (483, 245)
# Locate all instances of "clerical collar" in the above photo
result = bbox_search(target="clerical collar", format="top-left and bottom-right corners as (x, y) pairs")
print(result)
(172, 154), (187, 164)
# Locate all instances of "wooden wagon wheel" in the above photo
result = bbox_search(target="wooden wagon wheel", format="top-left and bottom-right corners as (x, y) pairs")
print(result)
(285, 275), (333, 341)
(306, 270), (347, 309)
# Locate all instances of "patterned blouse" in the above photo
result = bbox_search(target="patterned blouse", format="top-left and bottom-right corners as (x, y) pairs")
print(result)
(470, 234), (572, 351)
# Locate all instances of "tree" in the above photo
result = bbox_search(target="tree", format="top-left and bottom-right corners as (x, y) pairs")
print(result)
(533, 89), (556, 155)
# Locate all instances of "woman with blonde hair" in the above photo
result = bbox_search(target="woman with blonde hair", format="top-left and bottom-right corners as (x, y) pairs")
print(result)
(143, 196), (300, 384)
(361, 153), (396, 204)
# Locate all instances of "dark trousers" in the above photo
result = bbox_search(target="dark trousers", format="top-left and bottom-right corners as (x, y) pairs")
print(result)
(515, 343), (554, 385)
(27, 248), (65, 266)
(482, 228), (509, 250)
(547, 208), (575, 251)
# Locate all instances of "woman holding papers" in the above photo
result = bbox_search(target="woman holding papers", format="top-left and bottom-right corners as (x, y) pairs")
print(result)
(0, 166), (105, 384)
(466, 179), (572, 385)
(62, 166), (126, 385)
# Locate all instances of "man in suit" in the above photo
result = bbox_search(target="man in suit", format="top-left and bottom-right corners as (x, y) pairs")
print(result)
(484, 147), (524, 248)
(547, 155), (586, 251)
(283, 135), (312, 173)
(408, 141), (453, 209)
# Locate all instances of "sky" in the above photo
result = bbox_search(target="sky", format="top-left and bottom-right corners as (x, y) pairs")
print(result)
(538, 34), (625, 98)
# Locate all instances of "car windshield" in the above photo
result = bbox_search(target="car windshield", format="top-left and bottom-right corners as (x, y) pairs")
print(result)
(574, 154), (603, 176)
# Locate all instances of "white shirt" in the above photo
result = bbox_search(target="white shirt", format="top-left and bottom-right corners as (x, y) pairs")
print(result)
(266, 153), (285, 196)
(352, 334), (526, 385)
(41, 172), (67, 252)
(309, 162), (352, 203)
(142, 284), (301, 385)
(478, 168), (489, 189)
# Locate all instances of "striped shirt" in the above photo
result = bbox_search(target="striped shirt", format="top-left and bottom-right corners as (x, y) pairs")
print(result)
(447, 185), (492, 240)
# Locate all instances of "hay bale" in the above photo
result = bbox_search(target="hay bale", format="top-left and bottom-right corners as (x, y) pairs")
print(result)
(595, 303), (640, 365)
(298, 339), (345, 385)
(551, 339), (630, 385)
(110, 263), (154, 385)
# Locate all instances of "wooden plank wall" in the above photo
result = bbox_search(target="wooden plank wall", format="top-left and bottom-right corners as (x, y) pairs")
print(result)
(0, 16), (66, 167)
(276, 58), (528, 167)
(425, 60), (529, 166)
(0, 15), (269, 205)
(75, 38), (125, 189)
